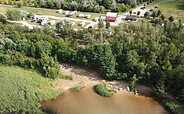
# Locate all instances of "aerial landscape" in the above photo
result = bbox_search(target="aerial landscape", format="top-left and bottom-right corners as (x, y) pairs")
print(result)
(0, 0), (184, 114)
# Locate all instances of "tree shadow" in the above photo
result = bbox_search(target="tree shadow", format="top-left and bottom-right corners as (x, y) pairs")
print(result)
(176, 5), (184, 10)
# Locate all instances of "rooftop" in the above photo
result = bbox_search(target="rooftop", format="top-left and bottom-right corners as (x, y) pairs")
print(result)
(106, 12), (118, 17)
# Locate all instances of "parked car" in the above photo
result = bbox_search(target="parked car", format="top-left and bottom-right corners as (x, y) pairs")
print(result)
(140, 6), (145, 10)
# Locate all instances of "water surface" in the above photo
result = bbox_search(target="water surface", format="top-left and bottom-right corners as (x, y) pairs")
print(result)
(42, 87), (167, 114)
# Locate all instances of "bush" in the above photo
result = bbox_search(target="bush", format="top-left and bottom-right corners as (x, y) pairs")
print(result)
(95, 84), (114, 97)
(6, 10), (22, 21)
(61, 74), (73, 80)
(16, 3), (22, 8)
(70, 86), (81, 91)
(0, 14), (6, 23)
(163, 98), (184, 114)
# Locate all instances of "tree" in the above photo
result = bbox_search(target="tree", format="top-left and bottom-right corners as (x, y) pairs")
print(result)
(16, 2), (22, 8)
(137, 11), (140, 16)
(168, 16), (174, 22)
(130, 75), (138, 93)
(98, 21), (104, 43)
(160, 14), (165, 20)
(106, 20), (110, 29)
(157, 10), (162, 17)
(0, 14), (6, 23)
(47, 1), (54, 8)
(152, 11), (156, 18)
(55, 2), (61, 9)
(129, 10), (132, 15)
(102, 0), (112, 9)
(154, 74), (166, 97)
(144, 11), (149, 17)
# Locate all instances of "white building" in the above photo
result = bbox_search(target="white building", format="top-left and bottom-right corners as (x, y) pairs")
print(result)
(69, 11), (77, 17)
(49, 20), (55, 25)
(78, 14), (84, 18)
(100, 16), (106, 21)
(79, 22), (85, 27)
(94, 17), (99, 22)
(64, 11), (70, 15)
(41, 20), (47, 25)
(85, 15), (91, 19)
(57, 9), (62, 13)
(32, 15), (41, 21)
(71, 22), (76, 26)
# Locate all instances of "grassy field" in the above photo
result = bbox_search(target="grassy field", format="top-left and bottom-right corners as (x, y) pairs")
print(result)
(0, 4), (104, 21)
(147, 0), (184, 22)
(0, 66), (59, 113)
(158, 0), (184, 21)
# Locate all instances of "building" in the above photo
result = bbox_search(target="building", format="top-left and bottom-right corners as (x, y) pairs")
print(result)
(94, 17), (99, 22)
(106, 12), (118, 22)
(125, 16), (137, 21)
(78, 14), (85, 18)
(32, 15), (41, 21)
(69, 11), (77, 17)
(85, 15), (91, 19)
(49, 20), (55, 25)
(100, 16), (106, 22)
(79, 22), (85, 27)
(64, 11), (70, 15)
(57, 9), (62, 13)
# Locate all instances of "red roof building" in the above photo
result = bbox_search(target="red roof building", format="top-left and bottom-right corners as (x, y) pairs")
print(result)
(106, 12), (118, 22)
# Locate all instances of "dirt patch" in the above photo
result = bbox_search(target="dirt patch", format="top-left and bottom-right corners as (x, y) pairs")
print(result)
(55, 63), (154, 96)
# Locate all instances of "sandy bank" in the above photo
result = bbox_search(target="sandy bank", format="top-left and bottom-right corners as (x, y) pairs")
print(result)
(55, 64), (154, 96)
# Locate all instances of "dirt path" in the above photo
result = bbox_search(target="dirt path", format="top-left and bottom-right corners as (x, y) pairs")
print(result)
(7, 20), (39, 29)
(55, 64), (154, 96)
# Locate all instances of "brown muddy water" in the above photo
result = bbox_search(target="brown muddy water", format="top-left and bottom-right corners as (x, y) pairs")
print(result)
(42, 87), (168, 114)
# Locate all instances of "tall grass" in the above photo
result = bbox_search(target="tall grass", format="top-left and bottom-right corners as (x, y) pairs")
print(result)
(0, 66), (59, 113)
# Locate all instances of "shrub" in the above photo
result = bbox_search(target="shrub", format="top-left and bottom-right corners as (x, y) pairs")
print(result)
(6, 10), (22, 21)
(61, 74), (73, 80)
(70, 86), (81, 91)
(163, 98), (184, 114)
(95, 84), (114, 97)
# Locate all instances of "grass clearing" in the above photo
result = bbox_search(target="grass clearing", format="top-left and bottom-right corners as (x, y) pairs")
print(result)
(0, 4), (104, 21)
(146, 0), (184, 22)
(61, 74), (73, 80)
(0, 65), (59, 113)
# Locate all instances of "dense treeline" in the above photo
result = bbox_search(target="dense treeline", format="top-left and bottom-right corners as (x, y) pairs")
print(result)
(0, 0), (157, 13)
(0, 23), (61, 79)
(54, 19), (184, 106)
(0, 14), (184, 113)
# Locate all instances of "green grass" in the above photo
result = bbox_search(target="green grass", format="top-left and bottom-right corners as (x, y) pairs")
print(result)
(69, 86), (81, 91)
(95, 84), (114, 97)
(0, 65), (59, 113)
(0, 4), (104, 21)
(61, 74), (73, 80)
(73, 12), (106, 21)
(146, 0), (184, 22)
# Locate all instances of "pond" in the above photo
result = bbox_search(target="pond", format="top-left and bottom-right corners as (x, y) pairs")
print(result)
(42, 87), (168, 114)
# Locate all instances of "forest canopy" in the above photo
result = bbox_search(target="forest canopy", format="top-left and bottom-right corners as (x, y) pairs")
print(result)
(0, 12), (184, 113)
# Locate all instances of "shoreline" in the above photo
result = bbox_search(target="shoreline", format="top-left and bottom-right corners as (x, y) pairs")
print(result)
(55, 64), (155, 97)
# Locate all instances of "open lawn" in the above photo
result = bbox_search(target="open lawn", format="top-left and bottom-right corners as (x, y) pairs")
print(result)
(147, 0), (184, 22)
(0, 66), (59, 113)
(0, 4), (104, 21)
